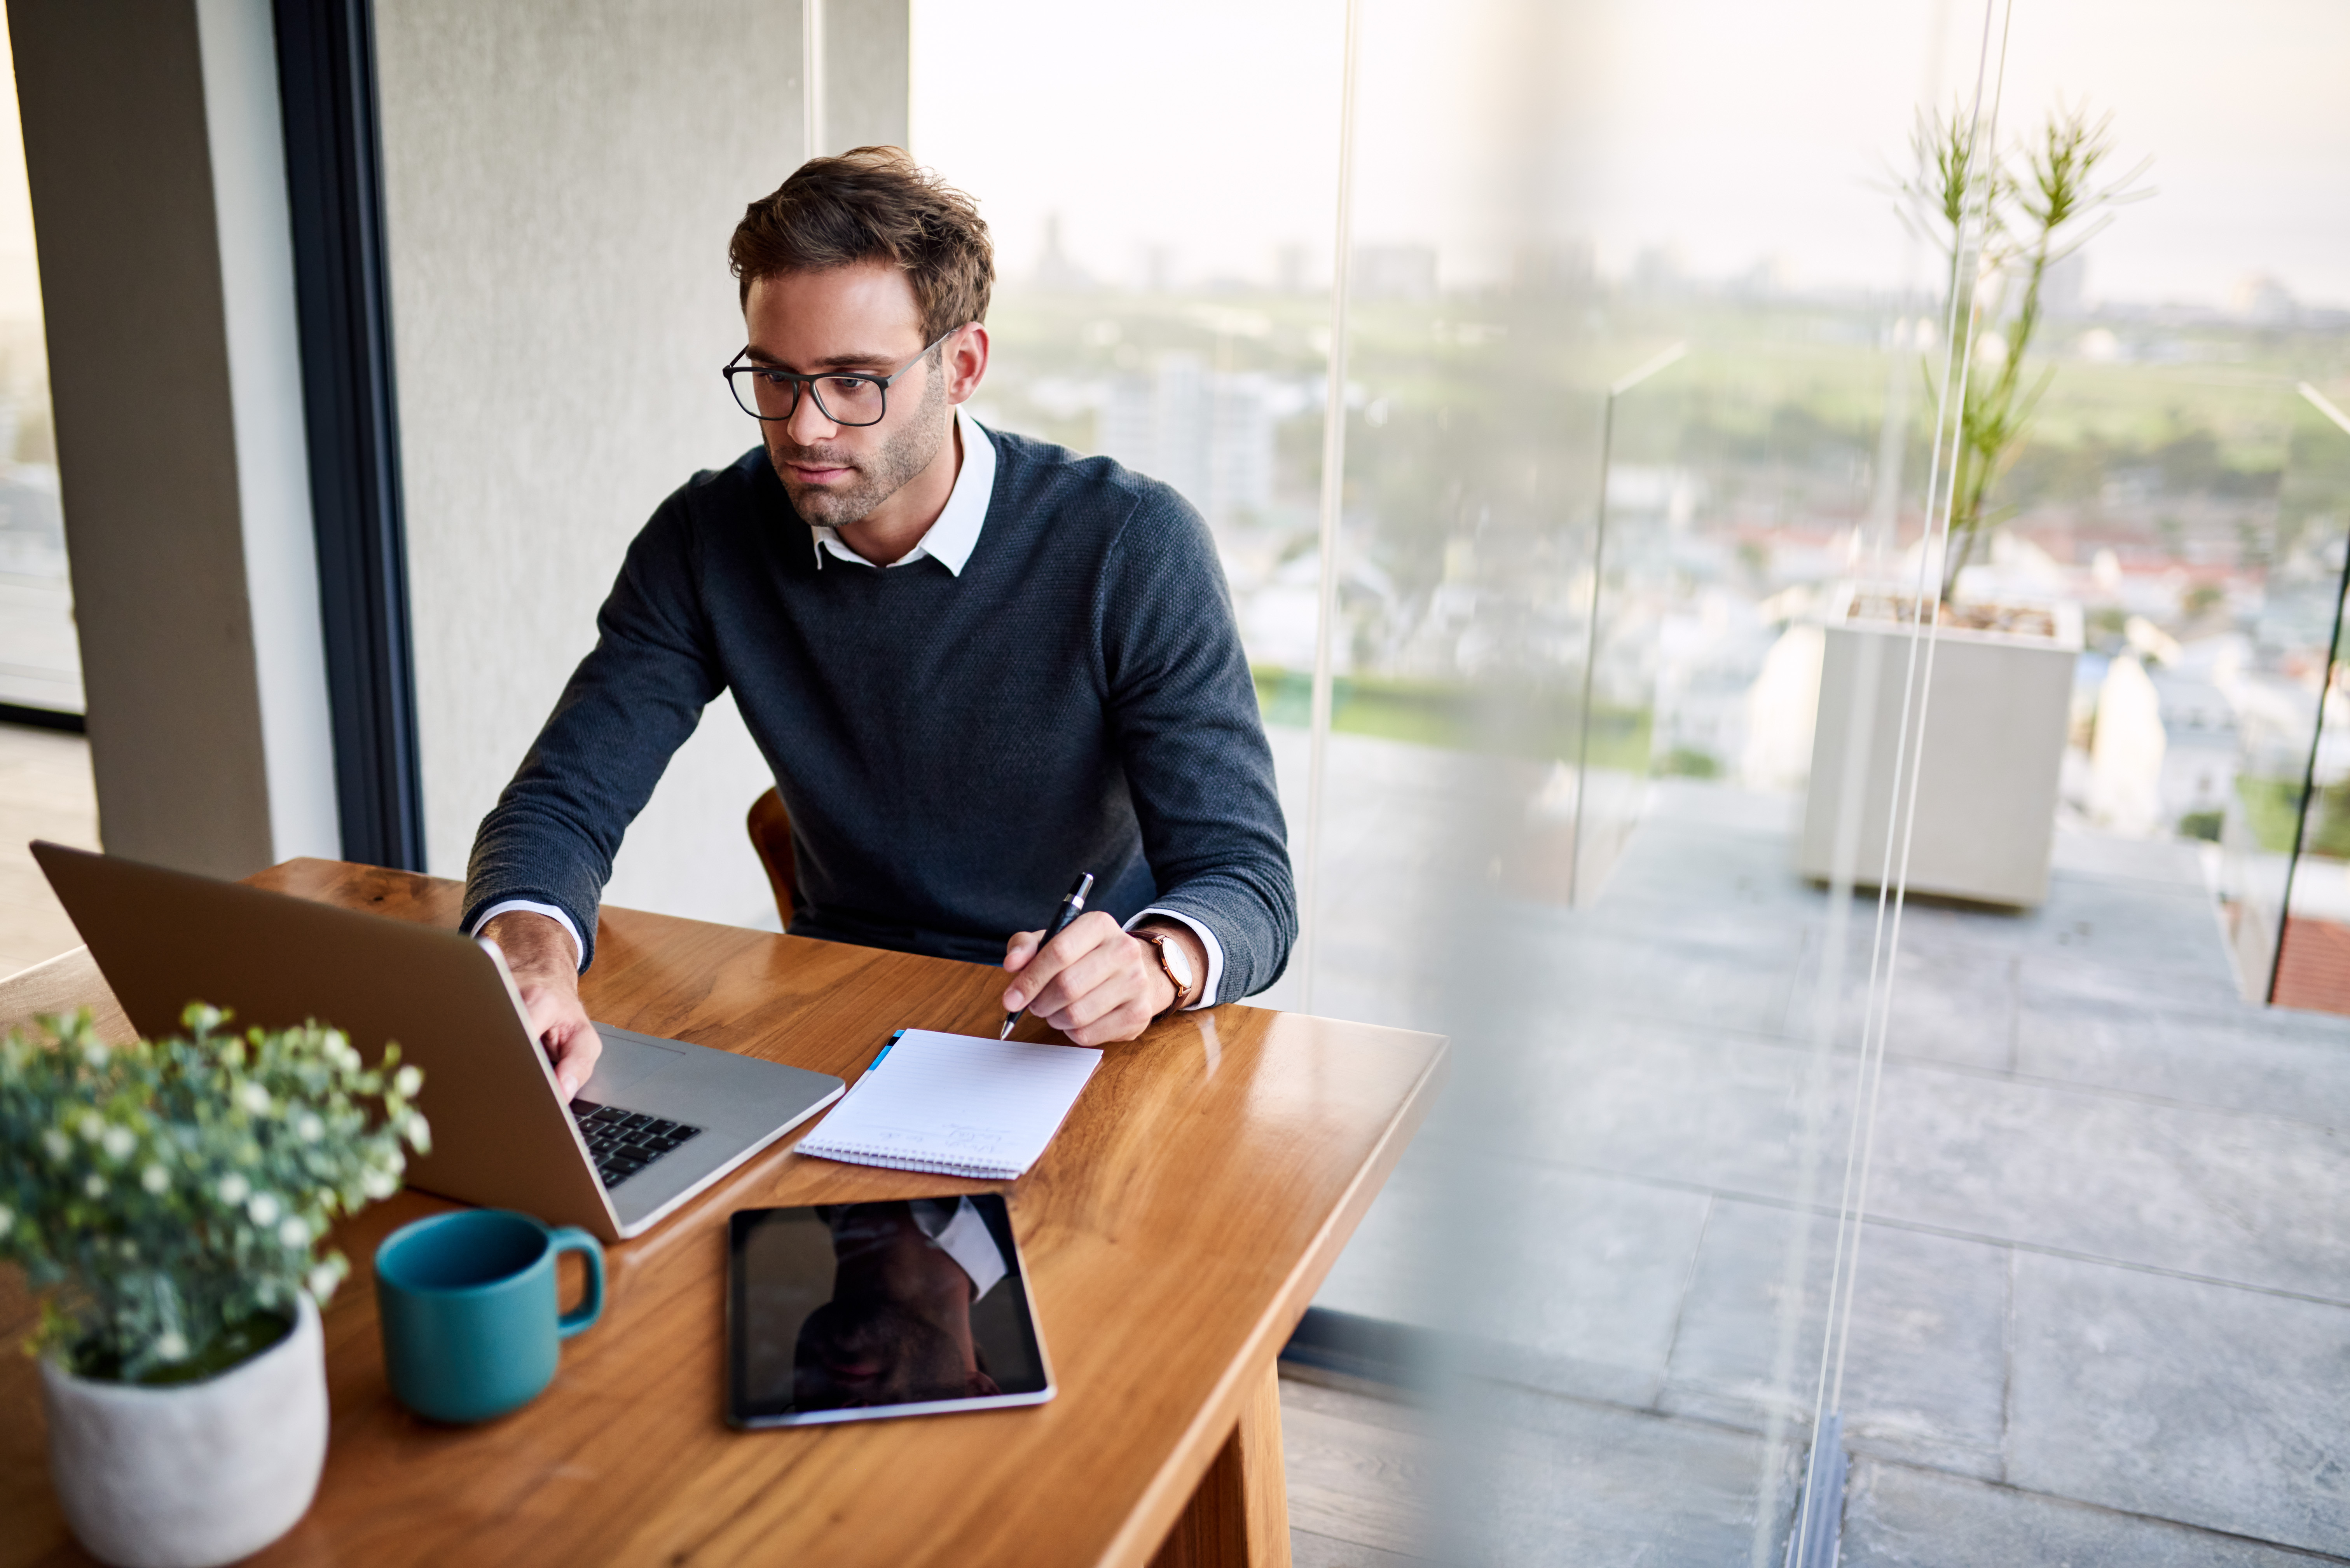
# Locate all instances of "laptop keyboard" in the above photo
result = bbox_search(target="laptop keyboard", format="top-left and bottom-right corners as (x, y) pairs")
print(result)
(571, 1099), (704, 1189)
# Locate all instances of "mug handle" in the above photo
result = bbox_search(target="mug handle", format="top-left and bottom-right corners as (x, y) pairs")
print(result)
(548, 1227), (605, 1339)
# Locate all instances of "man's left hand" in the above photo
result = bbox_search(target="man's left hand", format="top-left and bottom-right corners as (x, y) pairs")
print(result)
(1002, 911), (1205, 1046)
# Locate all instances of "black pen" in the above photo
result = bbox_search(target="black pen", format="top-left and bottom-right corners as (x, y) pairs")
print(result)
(1000, 872), (1095, 1039)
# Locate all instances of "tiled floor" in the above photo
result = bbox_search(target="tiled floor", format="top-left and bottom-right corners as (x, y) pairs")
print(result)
(1283, 729), (2350, 1563)
(0, 718), (98, 977)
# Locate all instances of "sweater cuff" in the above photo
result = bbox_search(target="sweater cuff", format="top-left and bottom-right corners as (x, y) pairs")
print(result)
(1126, 907), (1224, 1010)
(469, 898), (585, 974)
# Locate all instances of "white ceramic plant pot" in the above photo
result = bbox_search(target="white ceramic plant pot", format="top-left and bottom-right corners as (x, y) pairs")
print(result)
(1799, 586), (2083, 907)
(38, 1294), (327, 1568)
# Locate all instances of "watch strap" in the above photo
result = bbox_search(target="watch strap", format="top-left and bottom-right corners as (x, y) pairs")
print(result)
(1139, 931), (1193, 1014)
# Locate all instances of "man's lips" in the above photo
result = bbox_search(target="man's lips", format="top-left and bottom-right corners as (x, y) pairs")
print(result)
(786, 462), (854, 485)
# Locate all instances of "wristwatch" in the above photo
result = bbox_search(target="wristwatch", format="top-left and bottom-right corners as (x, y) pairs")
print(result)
(1137, 930), (1197, 1014)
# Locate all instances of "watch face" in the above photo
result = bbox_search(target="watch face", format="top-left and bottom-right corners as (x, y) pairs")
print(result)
(1155, 934), (1194, 988)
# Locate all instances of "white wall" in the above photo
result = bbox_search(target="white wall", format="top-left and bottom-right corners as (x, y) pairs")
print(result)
(374, 0), (906, 929)
(195, 0), (341, 866)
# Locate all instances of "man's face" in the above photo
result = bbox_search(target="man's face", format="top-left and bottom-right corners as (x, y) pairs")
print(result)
(742, 262), (951, 529)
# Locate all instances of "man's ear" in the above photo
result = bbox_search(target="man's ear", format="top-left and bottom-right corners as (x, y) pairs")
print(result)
(946, 322), (991, 404)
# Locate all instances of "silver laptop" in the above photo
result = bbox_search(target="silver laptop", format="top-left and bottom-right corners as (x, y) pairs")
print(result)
(33, 842), (844, 1243)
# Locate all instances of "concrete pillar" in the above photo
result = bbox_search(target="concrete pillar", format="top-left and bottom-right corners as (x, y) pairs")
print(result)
(9, 0), (337, 879)
(821, 0), (912, 156)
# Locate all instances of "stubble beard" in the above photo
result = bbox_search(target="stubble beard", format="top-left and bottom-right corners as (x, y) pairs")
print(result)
(768, 358), (948, 530)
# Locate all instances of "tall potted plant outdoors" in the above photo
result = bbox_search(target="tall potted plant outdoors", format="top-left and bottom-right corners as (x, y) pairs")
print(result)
(1926, 104), (2149, 600)
(1800, 106), (2147, 906)
(0, 1005), (428, 1568)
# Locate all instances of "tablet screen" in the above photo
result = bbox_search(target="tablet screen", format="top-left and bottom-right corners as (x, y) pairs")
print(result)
(726, 1196), (1054, 1427)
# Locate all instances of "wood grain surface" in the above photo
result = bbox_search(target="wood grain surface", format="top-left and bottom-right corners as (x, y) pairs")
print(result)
(0, 860), (1445, 1568)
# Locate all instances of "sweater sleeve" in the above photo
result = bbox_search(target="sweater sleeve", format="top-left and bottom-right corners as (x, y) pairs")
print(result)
(1096, 490), (1298, 1001)
(461, 491), (723, 969)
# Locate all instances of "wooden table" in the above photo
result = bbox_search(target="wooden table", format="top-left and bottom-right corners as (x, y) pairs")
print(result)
(0, 860), (1446, 1568)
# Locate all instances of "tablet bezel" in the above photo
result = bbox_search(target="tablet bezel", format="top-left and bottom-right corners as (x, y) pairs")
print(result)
(724, 1196), (1056, 1429)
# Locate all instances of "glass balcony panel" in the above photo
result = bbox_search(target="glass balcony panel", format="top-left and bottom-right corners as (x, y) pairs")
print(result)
(1294, 0), (1985, 1556)
(2257, 384), (2350, 1009)
(925, 0), (2350, 1557)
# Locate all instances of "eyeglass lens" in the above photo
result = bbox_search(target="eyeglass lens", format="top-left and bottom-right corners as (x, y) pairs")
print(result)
(731, 368), (888, 427)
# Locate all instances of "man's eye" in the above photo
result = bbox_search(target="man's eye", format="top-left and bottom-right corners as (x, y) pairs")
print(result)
(822, 376), (871, 394)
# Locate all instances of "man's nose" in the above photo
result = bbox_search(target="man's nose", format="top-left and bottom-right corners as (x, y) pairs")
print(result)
(784, 387), (840, 448)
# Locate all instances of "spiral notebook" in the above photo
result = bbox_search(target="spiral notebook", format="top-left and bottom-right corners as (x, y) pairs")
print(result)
(793, 1029), (1105, 1180)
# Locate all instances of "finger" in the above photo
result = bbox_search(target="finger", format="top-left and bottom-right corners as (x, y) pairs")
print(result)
(523, 988), (570, 1043)
(551, 1018), (602, 1098)
(1036, 941), (1141, 1029)
(1064, 997), (1153, 1048)
(1002, 929), (1044, 974)
(1012, 933), (1104, 1014)
(1002, 914), (1113, 1009)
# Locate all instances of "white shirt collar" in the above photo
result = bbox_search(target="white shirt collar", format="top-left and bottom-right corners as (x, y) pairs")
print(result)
(808, 405), (995, 575)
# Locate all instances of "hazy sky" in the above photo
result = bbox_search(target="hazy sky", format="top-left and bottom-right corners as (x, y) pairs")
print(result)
(913, 0), (2350, 307)
(0, 5), (2336, 316)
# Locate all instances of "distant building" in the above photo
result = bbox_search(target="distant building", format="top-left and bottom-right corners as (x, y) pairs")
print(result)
(1034, 214), (1096, 293)
(1138, 244), (1178, 294)
(1276, 244), (1313, 294)
(2231, 273), (2299, 325)
(1353, 245), (1437, 302)
(1098, 352), (1274, 524)
(1512, 239), (1594, 297)
(1632, 243), (1684, 296)
(2042, 252), (2088, 319)
(1731, 255), (1791, 300)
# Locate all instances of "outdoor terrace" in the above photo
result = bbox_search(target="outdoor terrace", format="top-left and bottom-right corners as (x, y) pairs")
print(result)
(1283, 729), (2350, 1564)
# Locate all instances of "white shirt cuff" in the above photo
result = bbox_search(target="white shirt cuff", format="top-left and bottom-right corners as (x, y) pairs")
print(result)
(468, 899), (585, 973)
(1126, 907), (1225, 1010)
(911, 1195), (1008, 1302)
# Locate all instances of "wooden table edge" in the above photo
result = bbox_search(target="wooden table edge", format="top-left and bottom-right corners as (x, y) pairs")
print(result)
(1105, 1031), (1451, 1568)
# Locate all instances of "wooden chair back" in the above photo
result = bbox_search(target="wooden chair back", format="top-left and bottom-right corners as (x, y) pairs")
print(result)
(746, 787), (798, 928)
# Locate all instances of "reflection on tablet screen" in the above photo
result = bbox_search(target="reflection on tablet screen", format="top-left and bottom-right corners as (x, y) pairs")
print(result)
(728, 1195), (1053, 1427)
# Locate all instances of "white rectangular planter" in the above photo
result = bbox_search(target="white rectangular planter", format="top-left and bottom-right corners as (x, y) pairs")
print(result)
(1799, 589), (2083, 907)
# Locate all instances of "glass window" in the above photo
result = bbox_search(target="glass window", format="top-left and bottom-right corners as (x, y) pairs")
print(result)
(0, 5), (73, 721)
(925, 0), (2350, 1555)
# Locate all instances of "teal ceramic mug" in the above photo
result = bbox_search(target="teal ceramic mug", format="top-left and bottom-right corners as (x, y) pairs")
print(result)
(374, 1209), (604, 1423)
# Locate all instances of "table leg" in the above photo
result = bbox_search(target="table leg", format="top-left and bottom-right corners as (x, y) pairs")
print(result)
(1151, 1359), (1291, 1568)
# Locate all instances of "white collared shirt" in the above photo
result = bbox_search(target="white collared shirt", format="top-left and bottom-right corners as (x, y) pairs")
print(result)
(807, 404), (995, 574)
(473, 402), (1228, 1008)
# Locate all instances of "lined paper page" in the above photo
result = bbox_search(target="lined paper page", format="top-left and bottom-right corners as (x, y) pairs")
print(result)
(795, 1030), (1104, 1179)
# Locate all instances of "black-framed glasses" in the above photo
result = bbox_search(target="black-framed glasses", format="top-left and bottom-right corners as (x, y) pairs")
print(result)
(723, 329), (959, 427)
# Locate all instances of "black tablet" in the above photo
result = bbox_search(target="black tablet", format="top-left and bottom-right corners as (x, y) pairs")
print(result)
(725, 1196), (1055, 1427)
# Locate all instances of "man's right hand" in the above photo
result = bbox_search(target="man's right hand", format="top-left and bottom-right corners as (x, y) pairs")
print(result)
(479, 910), (601, 1101)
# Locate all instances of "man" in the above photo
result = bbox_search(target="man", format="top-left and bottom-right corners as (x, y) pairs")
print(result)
(792, 1199), (1010, 1410)
(464, 147), (1295, 1098)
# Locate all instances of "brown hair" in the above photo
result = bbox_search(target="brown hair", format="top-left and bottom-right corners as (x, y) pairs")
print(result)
(730, 147), (993, 344)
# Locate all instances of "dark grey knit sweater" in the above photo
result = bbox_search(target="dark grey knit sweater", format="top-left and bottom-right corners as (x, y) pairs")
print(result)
(461, 430), (1295, 1002)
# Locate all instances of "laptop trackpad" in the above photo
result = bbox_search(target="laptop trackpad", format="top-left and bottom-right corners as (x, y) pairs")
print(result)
(579, 1023), (688, 1100)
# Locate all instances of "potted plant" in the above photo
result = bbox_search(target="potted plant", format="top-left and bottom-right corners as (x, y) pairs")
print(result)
(0, 1004), (428, 1568)
(1800, 106), (2143, 905)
